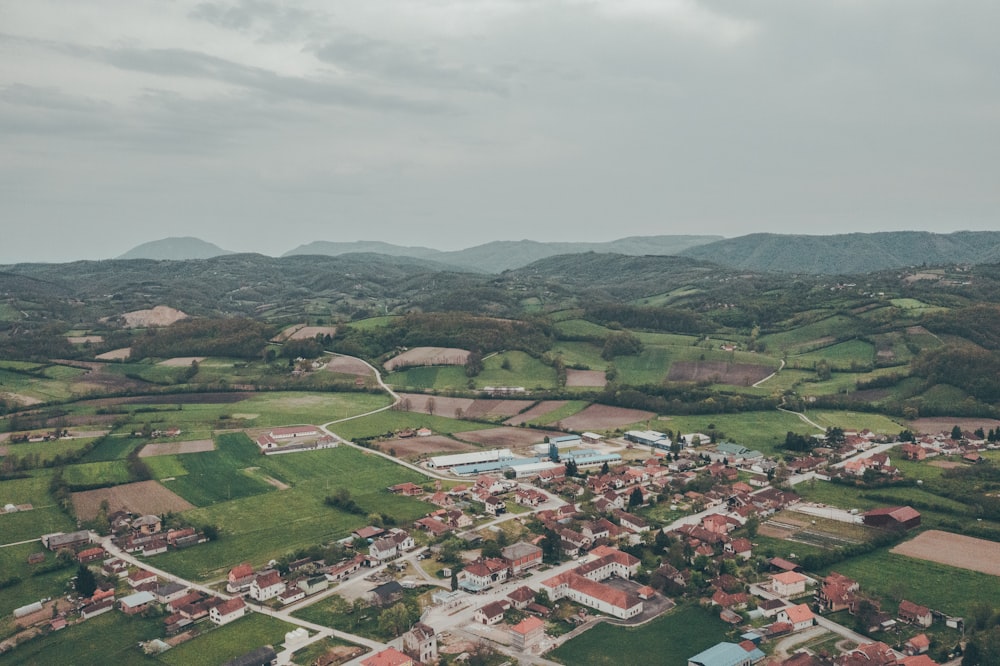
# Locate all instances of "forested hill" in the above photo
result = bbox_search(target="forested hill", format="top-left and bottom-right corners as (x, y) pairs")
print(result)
(679, 231), (1000, 274)
(116, 236), (234, 260)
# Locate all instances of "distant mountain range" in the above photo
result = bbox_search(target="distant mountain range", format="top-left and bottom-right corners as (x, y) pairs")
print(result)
(119, 235), (724, 272)
(115, 230), (1000, 275)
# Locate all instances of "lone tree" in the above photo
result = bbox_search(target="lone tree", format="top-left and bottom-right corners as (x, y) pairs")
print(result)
(629, 487), (644, 508)
(75, 564), (97, 597)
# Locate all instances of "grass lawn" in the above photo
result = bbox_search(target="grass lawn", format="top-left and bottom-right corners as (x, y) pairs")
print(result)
(548, 603), (731, 665)
(384, 365), (467, 390)
(473, 351), (558, 390)
(152, 445), (432, 580)
(0, 505), (74, 544)
(0, 611), (161, 666)
(821, 550), (1000, 618)
(159, 613), (297, 666)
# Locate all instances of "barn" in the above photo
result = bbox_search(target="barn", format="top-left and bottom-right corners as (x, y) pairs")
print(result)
(862, 506), (921, 530)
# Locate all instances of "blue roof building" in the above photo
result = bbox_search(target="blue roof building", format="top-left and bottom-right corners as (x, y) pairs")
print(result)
(688, 641), (765, 666)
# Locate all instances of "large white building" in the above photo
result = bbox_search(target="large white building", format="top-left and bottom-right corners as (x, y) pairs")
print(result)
(427, 449), (513, 469)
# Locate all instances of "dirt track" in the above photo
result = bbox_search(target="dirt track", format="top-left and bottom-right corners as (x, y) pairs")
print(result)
(891, 530), (1000, 576)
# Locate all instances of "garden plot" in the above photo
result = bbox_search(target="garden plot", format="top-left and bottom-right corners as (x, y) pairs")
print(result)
(72, 480), (194, 520)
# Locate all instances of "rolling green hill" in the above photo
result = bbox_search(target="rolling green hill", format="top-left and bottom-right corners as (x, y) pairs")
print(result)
(680, 230), (1000, 274)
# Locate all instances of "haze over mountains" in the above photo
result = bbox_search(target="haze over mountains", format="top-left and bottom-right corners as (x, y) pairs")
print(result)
(111, 231), (1000, 276)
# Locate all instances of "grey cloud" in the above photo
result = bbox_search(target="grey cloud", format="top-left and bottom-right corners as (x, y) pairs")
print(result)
(189, 0), (323, 42)
(314, 31), (509, 95)
(82, 45), (450, 114)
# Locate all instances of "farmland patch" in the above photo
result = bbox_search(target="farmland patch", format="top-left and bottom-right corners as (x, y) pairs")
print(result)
(504, 401), (567, 426)
(456, 427), (562, 449)
(139, 439), (215, 457)
(397, 393), (474, 417)
(891, 530), (1000, 576)
(384, 347), (470, 371)
(554, 404), (655, 430)
(666, 361), (773, 386)
(565, 369), (606, 387)
(157, 356), (206, 367)
(324, 355), (373, 376)
(381, 435), (478, 458)
(72, 480), (194, 520)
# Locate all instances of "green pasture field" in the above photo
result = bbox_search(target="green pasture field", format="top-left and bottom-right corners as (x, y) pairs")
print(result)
(0, 543), (74, 620)
(0, 361), (43, 371)
(554, 319), (613, 339)
(163, 433), (273, 506)
(753, 368), (815, 392)
(890, 298), (947, 313)
(41, 365), (88, 381)
(796, 366), (907, 397)
(0, 611), (161, 666)
(150, 445), (431, 580)
(474, 351), (557, 389)
(79, 435), (144, 463)
(549, 341), (607, 370)
(822, 550), (1000, 618)
(0, 473), (58, 507)
(0, 505), (73, 544)
(84, 391), (392, 434)
(911, 383), (974, 412)
(634, 287), (704, 307)
(159, 613), (296, 666)
(145, 455), (189, 479)
(804, 410), (904, 434)
(330, 411), (488, 441)
(530, 400), (588, 427)
(0, 303), (24, 321)
(759, 315), (859, 352)
(1, 437), (99, 465)
(0, 473), (73, 542)
(63, 460), (131, 487)
(0, 368), (79, 403)
(345, 316), (400, 330)
(384, 365), (466, 390)
(633, 331), (702, 347)
(790, 339), (875, 369)
(614, 347), (671, 385)
(548, 603), (730, 665)
(655, 410), (821, 456)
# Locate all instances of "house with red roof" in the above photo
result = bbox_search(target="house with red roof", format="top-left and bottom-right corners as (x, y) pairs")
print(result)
(250, 570), (286, 601)
(510, 616), (545, 650)
(777, 604), (815, 632)
(771, 571), (808, 598)
(210, 597), (246, 625)
(360, 647), (414, 666)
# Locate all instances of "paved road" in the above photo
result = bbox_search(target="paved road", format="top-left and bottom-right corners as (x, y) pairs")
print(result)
(831, 442), (898, 469)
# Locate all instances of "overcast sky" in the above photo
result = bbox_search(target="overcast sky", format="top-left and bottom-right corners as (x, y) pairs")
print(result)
(2, 1), (999, 262)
